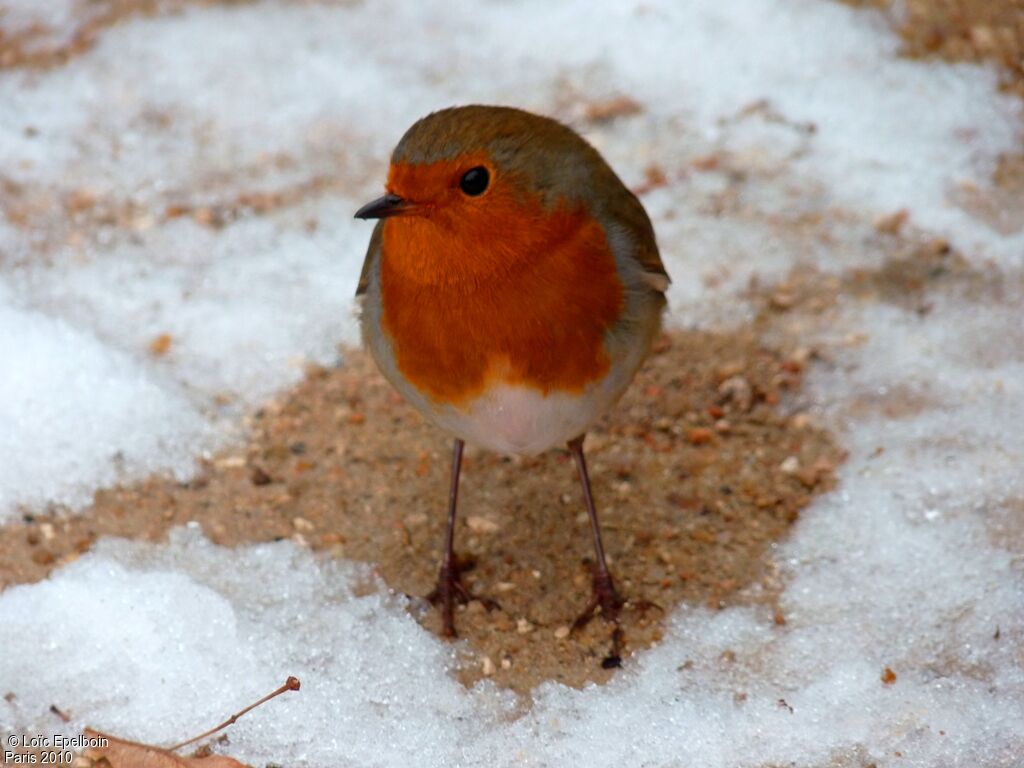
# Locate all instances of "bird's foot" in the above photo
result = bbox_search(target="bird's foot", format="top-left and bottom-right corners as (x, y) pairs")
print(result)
(572, 567), (625, 630)
(426, 556), (499, 638)
(572, 569), (665, 668)
(572, 570), (664, 629)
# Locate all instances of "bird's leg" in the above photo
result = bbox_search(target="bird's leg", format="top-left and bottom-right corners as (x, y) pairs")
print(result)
(568, 434), (625, 630)
(426, 438), (498, 637)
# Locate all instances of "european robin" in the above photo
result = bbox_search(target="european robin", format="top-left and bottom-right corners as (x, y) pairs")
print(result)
(354, 105), (669, 638)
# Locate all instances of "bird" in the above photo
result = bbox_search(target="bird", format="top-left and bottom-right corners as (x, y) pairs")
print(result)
(354, 104), (669, 638)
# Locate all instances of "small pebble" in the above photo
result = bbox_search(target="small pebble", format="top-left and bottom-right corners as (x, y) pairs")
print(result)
(779, 456), (801, 474)
(686, 427), (713, 446)
(791, 412), (812, 429)
(149, 333), (173, 356)
(791, 347), (813, 364)
(31, 549), (55, 566)
(466, 515), (500, 534)
(770, 290), (796, 310)
(718, 376), (753, 411)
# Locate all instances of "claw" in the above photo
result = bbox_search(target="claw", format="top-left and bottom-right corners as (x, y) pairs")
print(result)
(601, 627), (625, 669)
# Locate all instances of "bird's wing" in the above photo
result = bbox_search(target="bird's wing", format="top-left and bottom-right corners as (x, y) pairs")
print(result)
(611, 189), (671, 294)
(355, 221), (384, 297)
(634, 235), (670, 293)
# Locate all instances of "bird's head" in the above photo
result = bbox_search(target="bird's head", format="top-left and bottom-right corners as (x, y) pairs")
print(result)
(355, 105), (623, 285)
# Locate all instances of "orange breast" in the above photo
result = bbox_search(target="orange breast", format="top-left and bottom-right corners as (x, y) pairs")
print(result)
(379, 198), (624, 406)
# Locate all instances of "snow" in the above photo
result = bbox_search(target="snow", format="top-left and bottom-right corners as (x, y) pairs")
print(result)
(1, 0), (1023, 766)
(0, 281), (210, 512)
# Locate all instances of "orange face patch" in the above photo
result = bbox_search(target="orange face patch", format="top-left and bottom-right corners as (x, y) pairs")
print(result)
(379, 159), (624, 405)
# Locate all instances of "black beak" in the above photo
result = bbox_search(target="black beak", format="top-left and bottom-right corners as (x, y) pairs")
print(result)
(354, 193), (417, 220)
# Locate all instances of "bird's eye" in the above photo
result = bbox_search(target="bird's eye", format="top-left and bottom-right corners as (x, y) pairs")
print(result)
(459, 166), (489, 196)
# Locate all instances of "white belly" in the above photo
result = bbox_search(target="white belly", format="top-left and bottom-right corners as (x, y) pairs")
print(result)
(431, 383), (607, 455)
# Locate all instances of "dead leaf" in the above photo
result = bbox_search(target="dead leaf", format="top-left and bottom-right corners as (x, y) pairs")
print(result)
(80, 677), (299, 767)
(82, 730), (248, 768)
